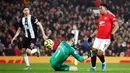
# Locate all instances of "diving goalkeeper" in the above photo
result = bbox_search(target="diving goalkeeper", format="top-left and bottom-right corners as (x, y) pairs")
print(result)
(50, 33), (88, 71)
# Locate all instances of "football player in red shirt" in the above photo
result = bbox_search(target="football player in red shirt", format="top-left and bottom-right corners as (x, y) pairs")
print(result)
(88, 4), (119, 71)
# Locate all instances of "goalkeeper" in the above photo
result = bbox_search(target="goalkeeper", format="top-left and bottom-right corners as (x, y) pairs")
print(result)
(50, 33), (88, 71)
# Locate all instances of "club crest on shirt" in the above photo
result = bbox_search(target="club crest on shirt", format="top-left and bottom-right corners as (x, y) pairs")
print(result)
(104, 17), (108, 20)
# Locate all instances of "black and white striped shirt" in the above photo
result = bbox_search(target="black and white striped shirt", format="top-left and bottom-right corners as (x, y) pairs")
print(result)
(19, 15), (38, 39)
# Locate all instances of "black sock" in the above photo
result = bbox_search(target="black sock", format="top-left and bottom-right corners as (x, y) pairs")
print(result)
(91, 55), (96, 67)
(98, 55), (105, 63)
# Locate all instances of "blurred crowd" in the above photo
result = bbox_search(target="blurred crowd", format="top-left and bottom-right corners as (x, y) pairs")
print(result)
(0, 0), (130, 56)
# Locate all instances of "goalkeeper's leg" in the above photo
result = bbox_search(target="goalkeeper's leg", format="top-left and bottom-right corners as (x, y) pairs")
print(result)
(51, 63), (78, 71)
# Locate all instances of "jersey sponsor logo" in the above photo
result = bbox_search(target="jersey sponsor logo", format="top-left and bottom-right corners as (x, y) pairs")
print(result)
(24, 25), (32, 29)
(99, 21), (105, 26)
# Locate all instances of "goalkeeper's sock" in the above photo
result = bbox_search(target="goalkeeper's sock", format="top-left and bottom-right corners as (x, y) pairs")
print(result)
(91, 55), (96, 67)
(98, 55), (105, 63)
(23, 53), (30, 67)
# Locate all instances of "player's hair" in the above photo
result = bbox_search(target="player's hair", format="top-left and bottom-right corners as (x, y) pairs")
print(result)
(23, 6), (30, 10)
(65, 33), (74, 41)
(100, 4), (109, 10)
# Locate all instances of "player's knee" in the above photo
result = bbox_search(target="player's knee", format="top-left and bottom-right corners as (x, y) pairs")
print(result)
(92, 48), (98, 55)
(97, 49), (103, 56)
(51, 64), (57, 70)
(50, 62), (55, 67)
(53, 66), (61, 71)
(50, 62), (58, 71)
(21, 48), (26, 54)
(92, 48), (98, 53)
(69, 66), (78, 71)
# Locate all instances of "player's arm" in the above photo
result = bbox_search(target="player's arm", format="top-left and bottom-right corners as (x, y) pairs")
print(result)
(11, 27), (21, 44)
(37, 22), (48, 40)
(111, 21), (119, 41)
(90, 29), (98, 38)
(110, 15), (119, 41)
(88, 29), (98, 42)
(32, 16), (48, 40)
(70, 47), (88, 62)
(111, 21), (119, 34)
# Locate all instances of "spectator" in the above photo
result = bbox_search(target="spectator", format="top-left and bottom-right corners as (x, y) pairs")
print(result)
(0, 0), (129, 56)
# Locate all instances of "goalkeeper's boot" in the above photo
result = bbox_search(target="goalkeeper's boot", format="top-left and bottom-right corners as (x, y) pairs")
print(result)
(102, 62), (106, 71)
(24, 66), (31, 70)
(36, 47), (40, 57)
(88, 67), (96, 71)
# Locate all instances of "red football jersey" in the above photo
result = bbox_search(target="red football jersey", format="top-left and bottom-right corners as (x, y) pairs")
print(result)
(96, 13), (117, 39)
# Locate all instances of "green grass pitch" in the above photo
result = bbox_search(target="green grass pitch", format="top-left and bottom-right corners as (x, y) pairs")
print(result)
(0, 63), (130, 73)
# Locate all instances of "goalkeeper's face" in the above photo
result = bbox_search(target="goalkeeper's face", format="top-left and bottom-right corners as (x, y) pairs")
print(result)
(23, 8), (30, 16)
(68, 38), (74, 46)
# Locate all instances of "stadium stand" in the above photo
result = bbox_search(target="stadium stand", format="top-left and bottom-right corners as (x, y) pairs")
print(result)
(0, 0), (130, 56)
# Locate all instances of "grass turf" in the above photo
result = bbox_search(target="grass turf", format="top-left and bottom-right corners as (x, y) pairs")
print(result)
(0, 63), (130, 73)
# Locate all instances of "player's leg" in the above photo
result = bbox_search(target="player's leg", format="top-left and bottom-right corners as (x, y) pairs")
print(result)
(50, 58), (57, 71)
(21, 37), (31, 70)
(50, 61), (78, 71)
(23, 52), (31, 70)
(97, 53), (106, 71)
(88, 38), (100, 71)
(50, 48), (69, 71)
(50, 55), (69, 71)
(26, 46), (40, 57)
(88, 48), (97, 71)
(59, 63), (78, 71)
(25, 38), (40, 57)
(20, 48), (31, 70)
(97, 39), (110, 71)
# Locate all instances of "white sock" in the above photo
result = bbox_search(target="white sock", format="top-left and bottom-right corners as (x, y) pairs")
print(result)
(93, 67), (96, 69)
(103, 62), (106, 64)
(31, 49), (37, 54)
(23, 53), (30, 67)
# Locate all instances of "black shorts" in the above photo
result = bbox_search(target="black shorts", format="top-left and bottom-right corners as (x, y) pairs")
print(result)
(20, 37), (37, 50)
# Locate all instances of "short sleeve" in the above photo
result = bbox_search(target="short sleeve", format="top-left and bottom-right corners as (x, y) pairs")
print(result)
(109, 14), (117, 23)
(31, 16), (39, 24)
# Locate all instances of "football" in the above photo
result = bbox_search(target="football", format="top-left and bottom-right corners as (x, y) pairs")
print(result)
(44, 39), (54, 48)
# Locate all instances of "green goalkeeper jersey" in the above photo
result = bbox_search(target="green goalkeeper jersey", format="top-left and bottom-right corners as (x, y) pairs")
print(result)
(50, 41), (85, 66)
